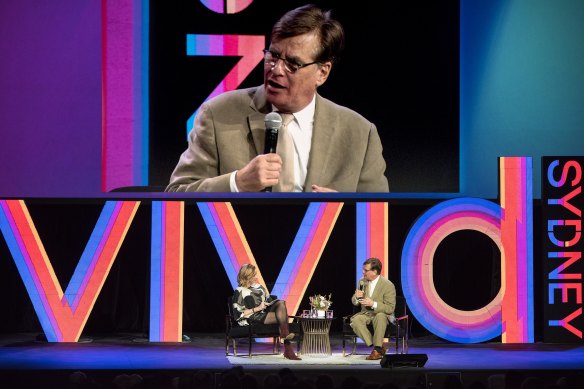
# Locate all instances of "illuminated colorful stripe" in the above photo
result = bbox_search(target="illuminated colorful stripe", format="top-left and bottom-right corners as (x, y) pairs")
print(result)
(197, 202), (264, 288)
(356, 202), (389, 283)
(102, 0), (148, 191)
(271, 203), (343, 314)
(401, 198), (504, 343)
(198, 202), (343, 315)
(150, 201), (184, 342)
(499, 156), (534, 343)
(185, 34), (265, 136)
(0, 200), (139, 342)
(401, 156), (534, 343)
(201, 0), (254, 14)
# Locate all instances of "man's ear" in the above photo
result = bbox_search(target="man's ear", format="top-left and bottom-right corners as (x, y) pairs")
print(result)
(316, 62), (332, 87)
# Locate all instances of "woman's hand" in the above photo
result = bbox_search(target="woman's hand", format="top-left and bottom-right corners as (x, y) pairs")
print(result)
(245, 301), (267, 317)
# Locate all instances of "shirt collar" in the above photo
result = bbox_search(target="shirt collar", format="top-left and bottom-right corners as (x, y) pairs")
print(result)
(272, 95), (316, 131)
(294, 95), (316, 131)
(369, 275), (380, 292)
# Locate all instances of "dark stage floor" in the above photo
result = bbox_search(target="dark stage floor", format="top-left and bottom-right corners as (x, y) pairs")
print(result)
(1, 332), (583, 388)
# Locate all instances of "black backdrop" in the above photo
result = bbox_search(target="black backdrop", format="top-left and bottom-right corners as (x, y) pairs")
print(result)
(149, 1), (460, 192)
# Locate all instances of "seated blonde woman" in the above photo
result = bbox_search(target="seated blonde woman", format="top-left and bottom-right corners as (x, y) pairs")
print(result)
(232, 263), (300, 360)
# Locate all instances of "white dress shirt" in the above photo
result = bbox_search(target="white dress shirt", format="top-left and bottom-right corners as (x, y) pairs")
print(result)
(368, 276), (380, 310)
(230, 95), (315, 192)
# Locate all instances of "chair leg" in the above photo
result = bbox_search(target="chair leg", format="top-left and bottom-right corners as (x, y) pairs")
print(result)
(341, 335), (356, 357)
(396, 325), (408, 354)
(248, 336), (252, 358)
(232, 339), (237, 356)
(396, 326), (400, 354)
(272, 337), (280, 354)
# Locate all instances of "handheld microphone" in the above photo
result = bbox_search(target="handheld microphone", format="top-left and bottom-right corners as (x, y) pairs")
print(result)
(263, 112), (283, 192)
(264, 112), (282, 154)
(358, 280), (365, 301)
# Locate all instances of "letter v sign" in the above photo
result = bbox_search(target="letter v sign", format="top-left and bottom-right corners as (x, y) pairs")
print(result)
(198, 202), (343, 314)
(0, 200), (139, 342)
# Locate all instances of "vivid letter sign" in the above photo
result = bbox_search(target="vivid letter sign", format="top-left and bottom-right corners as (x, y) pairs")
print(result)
(401, 157), (534, 343)
(0, 157), (539, 343)
(542, 157), (583, 342)
(0, 200), (139, 342)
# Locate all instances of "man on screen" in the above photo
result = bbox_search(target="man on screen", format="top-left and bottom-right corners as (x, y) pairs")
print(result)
(165, 4), (388, 193)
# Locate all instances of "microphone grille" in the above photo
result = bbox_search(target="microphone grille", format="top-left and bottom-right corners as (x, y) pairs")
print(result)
(265, 112), (283, 129)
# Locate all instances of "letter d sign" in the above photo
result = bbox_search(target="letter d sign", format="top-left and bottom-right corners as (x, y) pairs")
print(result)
(401, 157), (534, 343)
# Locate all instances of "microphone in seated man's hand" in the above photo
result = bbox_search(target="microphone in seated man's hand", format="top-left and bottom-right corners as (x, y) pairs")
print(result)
(357, 280), (365, 301)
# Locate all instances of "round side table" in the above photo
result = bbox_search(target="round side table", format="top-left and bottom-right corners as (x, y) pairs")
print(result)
(299, 316), (334, 356)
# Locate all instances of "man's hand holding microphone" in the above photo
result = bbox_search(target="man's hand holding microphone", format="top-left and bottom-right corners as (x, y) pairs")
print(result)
(355, 281), (374, 307)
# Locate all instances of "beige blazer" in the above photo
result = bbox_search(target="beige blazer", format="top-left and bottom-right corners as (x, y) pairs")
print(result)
(351, 276), (396, 318)
(166, 85), (389, 192)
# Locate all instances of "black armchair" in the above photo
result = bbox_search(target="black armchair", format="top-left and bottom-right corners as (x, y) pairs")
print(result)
(225, 296), (301, 357)
(341, 295), (409, 356)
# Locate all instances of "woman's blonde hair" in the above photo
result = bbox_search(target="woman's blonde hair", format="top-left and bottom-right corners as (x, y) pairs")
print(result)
(237, 263), (257, 287)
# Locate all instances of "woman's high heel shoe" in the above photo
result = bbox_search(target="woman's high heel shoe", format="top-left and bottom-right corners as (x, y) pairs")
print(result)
(283, 341), (301, 360)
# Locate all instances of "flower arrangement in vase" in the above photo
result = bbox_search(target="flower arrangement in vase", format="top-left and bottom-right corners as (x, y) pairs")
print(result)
(309, 294), (332, 317)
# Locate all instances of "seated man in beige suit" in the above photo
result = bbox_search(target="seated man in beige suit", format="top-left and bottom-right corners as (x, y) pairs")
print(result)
(166, 4), (389, 193)
(350, 257), (396, 360)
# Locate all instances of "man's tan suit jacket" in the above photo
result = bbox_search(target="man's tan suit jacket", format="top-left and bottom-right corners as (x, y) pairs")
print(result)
(166, 85), (389, 192)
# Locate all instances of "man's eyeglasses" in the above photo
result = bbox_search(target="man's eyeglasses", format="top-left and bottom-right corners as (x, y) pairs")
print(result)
(263, 49), (319, 73)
